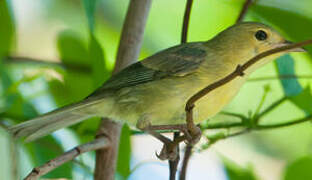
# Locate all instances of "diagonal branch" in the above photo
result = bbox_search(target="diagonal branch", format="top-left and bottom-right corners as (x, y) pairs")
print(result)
(185, 39), (312, 132)
(24, 137), (109, 180)
(236, 0), (253, 23)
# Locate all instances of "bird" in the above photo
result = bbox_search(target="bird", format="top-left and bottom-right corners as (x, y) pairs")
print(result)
(9, 22), (305, 142)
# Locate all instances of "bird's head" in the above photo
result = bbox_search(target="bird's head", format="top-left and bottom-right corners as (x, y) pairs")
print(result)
(209, 22), (305, 73)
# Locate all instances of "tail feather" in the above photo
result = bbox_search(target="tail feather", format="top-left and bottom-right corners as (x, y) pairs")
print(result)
(8, 98), (104, 141)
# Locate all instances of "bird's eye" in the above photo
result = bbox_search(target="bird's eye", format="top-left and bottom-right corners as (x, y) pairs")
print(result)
(255, 30), (267, 41)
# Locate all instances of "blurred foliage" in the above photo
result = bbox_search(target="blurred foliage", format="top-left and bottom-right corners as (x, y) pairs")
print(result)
(224, 158), (257, 180)
(0, 0), (15, 57)
(0, 0), (312, 180)
(283, 156), (312, 180)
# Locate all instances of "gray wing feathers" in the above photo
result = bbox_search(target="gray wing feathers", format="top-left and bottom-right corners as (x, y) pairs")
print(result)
(92, 42), (207, 94)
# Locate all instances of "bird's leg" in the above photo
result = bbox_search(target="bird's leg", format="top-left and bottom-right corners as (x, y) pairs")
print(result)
(185, 104), (202, 145)
(147, 124), (201, 144)
(137, 120), (188, 160)
(141, 124), (202, 160)
(142, 128), (183, 161)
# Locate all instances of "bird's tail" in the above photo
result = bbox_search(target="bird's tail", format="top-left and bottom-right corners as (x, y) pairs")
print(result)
(8, 98), (103, 142)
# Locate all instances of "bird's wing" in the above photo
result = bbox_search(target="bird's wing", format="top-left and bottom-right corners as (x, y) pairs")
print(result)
(89, 42), (207, 96)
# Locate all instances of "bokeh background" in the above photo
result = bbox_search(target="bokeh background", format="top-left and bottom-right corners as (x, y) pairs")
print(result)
(1, 0), (312, 179)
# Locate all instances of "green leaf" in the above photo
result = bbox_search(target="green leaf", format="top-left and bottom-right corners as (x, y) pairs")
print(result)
(82, 0), (97, 32)
(116, 124), (131, 178)
(223, 158), (257, 180)
(57, 30), (90, 67)
(274, 55), (312, 114)
(89, 34), (109, 87)
(52, 31), (93, 106)
(0, 0), (15, 57)
(284, 156), (312, 180)
(275, 55), (302, 97)
(289, 86), (312, 114)
(0, 69), (38, 121)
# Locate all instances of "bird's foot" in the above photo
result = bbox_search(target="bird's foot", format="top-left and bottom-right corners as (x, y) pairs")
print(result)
(183, 125), (202, 145)
(156, 141), (179, 161)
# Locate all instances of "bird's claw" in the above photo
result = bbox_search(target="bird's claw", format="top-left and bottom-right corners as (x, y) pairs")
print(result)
(155, 142), (179, 161)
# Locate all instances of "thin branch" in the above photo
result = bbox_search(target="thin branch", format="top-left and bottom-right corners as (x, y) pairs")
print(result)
(178, 1), (195, 179)
(179, 144), (193, 180)
(227, 128), (251, 137)
(95, 1), (151, 180)
(24, 137), (109, 180)
(4, 56), (92, 73)
(203, 115), (312, 149)
(169, 132), (180, 180)
(185, 39), (312, 132)
(255, 115), (312, 130)
(248, 74), (312, 82)
(236, 0), (253, 23)
(181, 0), (194, 44)
(203, 121), (244, 129)
(255, 96), (287, 119)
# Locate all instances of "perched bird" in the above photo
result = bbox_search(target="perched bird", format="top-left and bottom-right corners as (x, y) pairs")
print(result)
(9, 22), (305, 142)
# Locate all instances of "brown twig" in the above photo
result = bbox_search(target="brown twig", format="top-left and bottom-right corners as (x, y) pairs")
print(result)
(236, 0), (253, 23)
(181, 0), (194, 44)
(24, 137), (109, 180)
(169, 132), (180, 180)
(94, 1), (151, 180)
(177, 1), (195, 179)
(179, 144), (193, 180)
(185, 39), (312, 130)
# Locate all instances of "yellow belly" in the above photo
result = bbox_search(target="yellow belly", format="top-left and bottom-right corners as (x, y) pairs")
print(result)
(102, 73), (246, 128)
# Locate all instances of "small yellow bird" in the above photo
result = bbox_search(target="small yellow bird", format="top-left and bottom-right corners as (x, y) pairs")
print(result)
(9, 22), (305, 142)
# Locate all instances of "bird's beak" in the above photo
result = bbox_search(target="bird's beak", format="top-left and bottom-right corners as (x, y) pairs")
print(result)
(275, 40), (307, 52)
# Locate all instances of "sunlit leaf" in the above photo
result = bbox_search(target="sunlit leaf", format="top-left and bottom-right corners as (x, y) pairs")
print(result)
(223, 158), (257, 180)
(284, 156), (312, 180)
(0, 0), (15, 57)
(57, 30), (89, 67)
(116, 124), (131, 178)
(89, 34), (109, 87)
(52, 31), (93, 106)
(289, 86), (312, 114)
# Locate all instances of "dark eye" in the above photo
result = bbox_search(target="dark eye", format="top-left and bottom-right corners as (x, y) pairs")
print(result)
(255, 30), (267, 41)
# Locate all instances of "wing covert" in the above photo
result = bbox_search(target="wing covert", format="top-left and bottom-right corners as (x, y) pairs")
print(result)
(90, 42), (207, 96)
